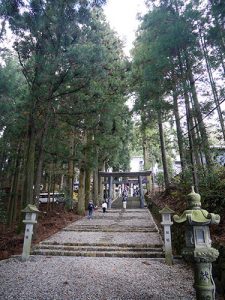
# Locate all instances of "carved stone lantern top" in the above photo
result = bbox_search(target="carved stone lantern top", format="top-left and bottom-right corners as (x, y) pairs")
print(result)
(21, 204), (40, 214)
(159, 205), (175, 215)
(159, 205), (175, 226)
(21, 204), (40, 224)
(186, 186), (201, 209)
(173, 187), (220, 226)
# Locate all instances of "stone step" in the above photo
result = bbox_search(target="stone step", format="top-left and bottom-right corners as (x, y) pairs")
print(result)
(33, 244), (163, 253)
(62, 227), (158, 233)
(32, 241), (164, 258)
(38, 241), (163, 248)
(32, 248), (164, 258)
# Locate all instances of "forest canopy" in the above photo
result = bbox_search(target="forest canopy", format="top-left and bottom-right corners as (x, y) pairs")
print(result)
(0, 0), (225, 226)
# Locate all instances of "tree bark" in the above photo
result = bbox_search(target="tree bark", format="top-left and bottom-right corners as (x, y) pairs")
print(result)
(200, 30), (225, 141)
(93, 169), (99, 206)
(157, 109), (170, 189)
(172, 88), (187, 173)
(77, 166), (86, 215)
(98, 162), (105, 204)
(23, 118), (36, 206)
(176, 50), (199, 190)
(68, 131), (75, 202)
(33, 111), (51, 206)
(85, 167), (91, 209)
(142, 127), (152, 193)
(7, 143), (22, 225)
(185, 55), (212, 167)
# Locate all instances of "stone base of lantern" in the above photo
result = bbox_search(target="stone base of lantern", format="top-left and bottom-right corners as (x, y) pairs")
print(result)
(194, 262), (216, 300)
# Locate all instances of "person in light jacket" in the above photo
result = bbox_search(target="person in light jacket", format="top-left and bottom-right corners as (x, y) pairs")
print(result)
(102, 201), (107, 213)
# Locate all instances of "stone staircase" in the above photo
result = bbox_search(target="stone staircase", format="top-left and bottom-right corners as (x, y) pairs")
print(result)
(32, 206), (164, 259)
(32, 242), (163, 258)
(111, 196), (142, 209)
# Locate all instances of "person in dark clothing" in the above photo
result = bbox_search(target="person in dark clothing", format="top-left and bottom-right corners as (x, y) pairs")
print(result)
(88, 200), (95, 219)
(122, 189), (128, 202)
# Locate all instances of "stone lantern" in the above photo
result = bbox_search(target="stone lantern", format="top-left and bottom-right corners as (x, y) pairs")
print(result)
(21, 204), (40, 261)
(159, 206), (175, 266)
(173, 187), (220, 300)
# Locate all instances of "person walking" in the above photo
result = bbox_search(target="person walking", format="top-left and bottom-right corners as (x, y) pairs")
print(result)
(122, 188), (128, 209)
(102, 201), (107, 213)
(87, 200), (95, 219)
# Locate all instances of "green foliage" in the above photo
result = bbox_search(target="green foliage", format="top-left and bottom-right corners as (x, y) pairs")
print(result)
(199, 167), (225, 213)
(175, 165), (225, 213)
(155, 172), (165, 190)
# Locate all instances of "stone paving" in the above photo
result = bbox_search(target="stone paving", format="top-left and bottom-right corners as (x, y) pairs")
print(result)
(33, 206), (163, 258)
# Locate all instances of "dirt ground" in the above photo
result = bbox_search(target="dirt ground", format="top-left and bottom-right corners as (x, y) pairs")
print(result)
(0, 204), (83, 260)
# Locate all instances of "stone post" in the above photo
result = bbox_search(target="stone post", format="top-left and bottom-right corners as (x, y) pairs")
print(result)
(159, 206), (174, 266)
(108, 176), (113, 209)
(138, 175), (144, 208)
(130, 183), (133, 197)
(173, 187), (220, 300)
(104, 180), (107, 202)
(21, 204), (40, 261)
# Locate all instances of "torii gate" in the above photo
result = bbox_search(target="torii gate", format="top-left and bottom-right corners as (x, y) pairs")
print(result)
(98, 171), (152, 209)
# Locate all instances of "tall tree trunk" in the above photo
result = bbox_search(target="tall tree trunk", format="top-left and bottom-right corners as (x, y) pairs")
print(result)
(23, 119), (36, 205)
(7, 143), (22, 225)
(0, 144), (7, 185)
(77, 166), (85, 215)
(85, 168), (91, 209)
(172, 88), (187, 173)
(209, 0), (225, 71)
(14, 155), (23, 223)
(68, 131), (75, 201)
(47, 163), (53, 212)
(142, 128), (150, 170)
(98, 162), (105, 203)
(185, 56), (212, 167)
(142, 127), (151, 193)
(157, 109), (170, 189)
(189, 93), (205, 170)
(93, 169), (99, 206)
(218, 48), (225, 75)
(92, 141), (99, 205)
(33, 112), (51, 206)
(200, 30), (225, 141)
(177, 50), (199, 190)
(192, 112), (205, 171)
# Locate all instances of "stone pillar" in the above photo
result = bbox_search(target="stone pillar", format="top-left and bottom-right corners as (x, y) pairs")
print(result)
(138, 175), (144, 208)
(21, 204), (40, 261)
(104, 180), (107, 201)
(108, 176), (113, 209)
(98, 174), (103, 204)
(119, 185), (122, 196)
(130, 183), (133, 197)
(159, 206), (174, 266)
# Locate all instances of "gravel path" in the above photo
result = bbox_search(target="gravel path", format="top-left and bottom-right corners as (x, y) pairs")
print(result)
(0, 207), (196, 299)
(0, 256), (195, 300)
